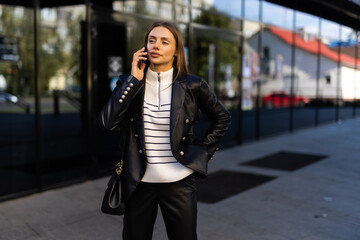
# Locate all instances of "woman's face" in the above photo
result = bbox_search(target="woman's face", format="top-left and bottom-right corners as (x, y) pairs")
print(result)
(147, 26), (177, 72)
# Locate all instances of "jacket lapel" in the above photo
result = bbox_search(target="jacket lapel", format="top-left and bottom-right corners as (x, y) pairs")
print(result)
(132, 85), (145, 148)
(170, 74), (187, 136)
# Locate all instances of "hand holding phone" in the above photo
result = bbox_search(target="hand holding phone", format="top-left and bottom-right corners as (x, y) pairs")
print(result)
(131, 44), (148, 80)
(138, 44), (148, 69)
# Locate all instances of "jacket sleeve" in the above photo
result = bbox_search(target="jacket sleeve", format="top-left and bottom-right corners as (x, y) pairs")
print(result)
(98, 74), (143, 131)
(198, 79), (231, 159)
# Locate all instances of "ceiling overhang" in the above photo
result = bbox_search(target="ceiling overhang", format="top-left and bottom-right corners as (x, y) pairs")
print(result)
(0, 0), (359, 30)
(267, 0), (360, 30)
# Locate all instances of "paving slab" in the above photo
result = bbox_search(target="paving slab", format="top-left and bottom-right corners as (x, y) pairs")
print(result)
(1, 118), (360, 240)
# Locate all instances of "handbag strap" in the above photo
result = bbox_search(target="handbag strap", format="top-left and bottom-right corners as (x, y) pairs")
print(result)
(114, 160), (123, 175)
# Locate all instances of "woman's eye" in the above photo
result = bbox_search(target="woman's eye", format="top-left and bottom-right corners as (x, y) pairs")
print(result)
(149, 39), (155, 43)
(163, 42), (169, 45)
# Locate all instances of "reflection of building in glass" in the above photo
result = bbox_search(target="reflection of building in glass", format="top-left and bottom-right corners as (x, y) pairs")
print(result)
(247, 25), (360, 104)
(1, 0), (360, 201)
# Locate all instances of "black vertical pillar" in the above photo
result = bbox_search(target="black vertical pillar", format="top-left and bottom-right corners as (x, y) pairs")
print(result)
(315, 18), (322, 126)
(33, 0), (42, 191)
(255, 0), (263, 141)
(188, 0), (194, 72)
(289, 9), (296, 132)
(335, 26), (341, 122)
(237, 0), (245, 145)
(353, 31), (359, 117)
(85, 0), (96, 178)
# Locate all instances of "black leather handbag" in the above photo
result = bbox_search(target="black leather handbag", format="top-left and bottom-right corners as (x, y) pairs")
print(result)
(100, 110), (130, 215)
(101, 160), (125, 215)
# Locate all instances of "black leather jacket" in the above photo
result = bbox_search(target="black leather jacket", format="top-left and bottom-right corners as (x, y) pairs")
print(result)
(98, 71), (231, 202)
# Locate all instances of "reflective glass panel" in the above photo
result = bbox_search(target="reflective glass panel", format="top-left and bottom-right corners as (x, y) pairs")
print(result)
(293, 12), (319, 129)
(190, 24), (240, 146)
(339, 25), (357, 119)
(258, 2), (292, 137)
(0, 5), (37, 198)
(318, 19), (340, 123)
(242, 0), (261, 141)
(176, 4), (190, 23)
(356, 33), (360, 115)
(113, 0), (173, 20)
(244, 0), (260, 22)
(192, 0), (241, 31)
(39, 6), (86, 187)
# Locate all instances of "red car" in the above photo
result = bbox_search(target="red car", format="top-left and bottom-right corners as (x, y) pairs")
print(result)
(262, 92), (309, 108)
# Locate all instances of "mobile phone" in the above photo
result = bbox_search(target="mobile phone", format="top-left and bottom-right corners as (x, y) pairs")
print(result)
(138, 42), (148, 69)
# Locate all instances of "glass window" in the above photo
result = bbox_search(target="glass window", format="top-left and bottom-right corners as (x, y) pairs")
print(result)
(39, 5), (86, 188)
(175, 0), (189, 5)
(293, 12), (320, 129)
(146, 1), (173, 20)
(258, 1), (293, 137)
(189, 23), (240, 146)
(339, 25), (357, 119)
(318, 19), (340, 123)
(241, 0), (261, 141)
(212, 0), (242, 19)
(176, 4), (190, 23)
(192, 0), (241, 31)
(356, 32), (360, 115)
(263, 2), (292, 30)
(0, 5), (37, 197)
(113, 0), (173, 20)
(244, 0), (260, 22)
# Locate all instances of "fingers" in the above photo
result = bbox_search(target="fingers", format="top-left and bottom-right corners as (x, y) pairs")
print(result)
(132, 48), (147, 65)
(131, 48), (147, 80)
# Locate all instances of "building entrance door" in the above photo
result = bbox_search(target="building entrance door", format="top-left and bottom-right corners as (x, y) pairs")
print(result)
(190, 23), (242, 146)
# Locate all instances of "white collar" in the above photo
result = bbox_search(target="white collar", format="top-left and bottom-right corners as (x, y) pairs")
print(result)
(146, 67), (174, 86)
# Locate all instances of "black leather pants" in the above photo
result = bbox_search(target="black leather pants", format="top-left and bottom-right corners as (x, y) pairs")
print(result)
(122, 174), (198, 240)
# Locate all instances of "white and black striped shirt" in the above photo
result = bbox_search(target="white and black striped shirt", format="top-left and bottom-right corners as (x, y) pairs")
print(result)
(141, 68), (193, 183)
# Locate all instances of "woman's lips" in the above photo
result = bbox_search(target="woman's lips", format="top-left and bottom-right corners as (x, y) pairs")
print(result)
(150, 52), (161, 57)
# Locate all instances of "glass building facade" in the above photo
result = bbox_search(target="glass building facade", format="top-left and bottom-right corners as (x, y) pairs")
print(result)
(0, 0), (359, 200)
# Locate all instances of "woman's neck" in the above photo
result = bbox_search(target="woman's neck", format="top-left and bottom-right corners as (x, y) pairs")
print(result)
(149, 63), (173, 73)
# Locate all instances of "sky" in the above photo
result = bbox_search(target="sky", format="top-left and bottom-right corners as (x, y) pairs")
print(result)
(212, 0), (355, 42)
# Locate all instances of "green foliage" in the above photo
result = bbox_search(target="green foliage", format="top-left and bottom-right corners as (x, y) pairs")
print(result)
(0, 6), (83, 96)
(193, 6), (231, 29)
(192, 7), (238, 82)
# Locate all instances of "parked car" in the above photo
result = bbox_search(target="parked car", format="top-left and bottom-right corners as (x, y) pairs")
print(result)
(0, 92), (30, 113)
(262, 91), (309, 108)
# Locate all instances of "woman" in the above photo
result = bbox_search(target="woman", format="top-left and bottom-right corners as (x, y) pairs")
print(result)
(99, 21), (231, 240)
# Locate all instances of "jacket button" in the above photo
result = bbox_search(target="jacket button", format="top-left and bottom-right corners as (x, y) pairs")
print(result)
(119, 99), (123, 103)
(180, 151), (184, 156)
(126, 87), (131, 91)
(121, 95), (126, 99)
(139, 149), (143, 154)
(135, 134), (139, 137)
(130, 117), (134, 121)
(185, 119), (189, 124)
(124, 91), (128, 95)
(182, 136), (186, 141)
(129, 83), (134, 87)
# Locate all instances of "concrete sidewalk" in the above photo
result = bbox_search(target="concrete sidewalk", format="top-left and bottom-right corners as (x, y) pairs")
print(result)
(1, 117), (360, 240)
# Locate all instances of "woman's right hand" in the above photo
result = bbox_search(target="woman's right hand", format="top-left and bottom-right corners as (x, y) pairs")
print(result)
(131, 47), (147, 80)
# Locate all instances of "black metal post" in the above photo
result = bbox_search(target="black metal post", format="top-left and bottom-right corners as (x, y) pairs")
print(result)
(237, 0), (245, 145)
(33, 0), (42, 191)
(85, 0), (96, 178)
(335, 26), (341, 121)
(353, 31), (359, 117)
(53, 90), (59, 115)
(255, 0), (263, 141)
(188, 0), (194, 73)
(289, 9), (296, 132)
(315, 17), (322, 126)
